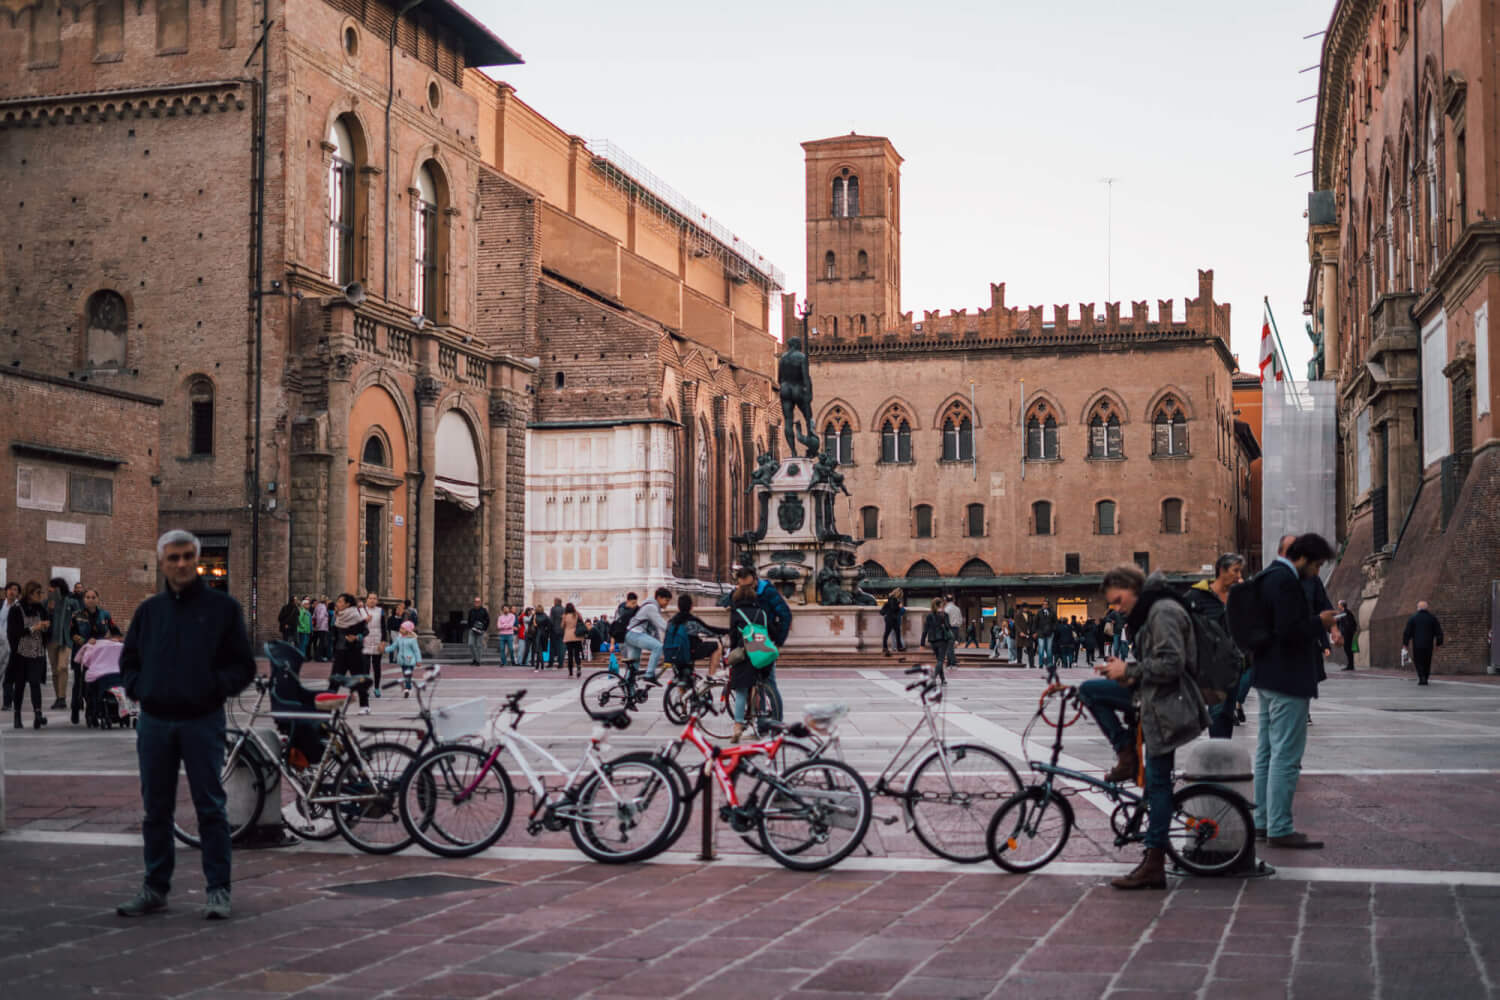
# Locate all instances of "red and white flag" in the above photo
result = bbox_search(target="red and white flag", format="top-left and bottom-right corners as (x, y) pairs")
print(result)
(1258, 307), (1283, 384)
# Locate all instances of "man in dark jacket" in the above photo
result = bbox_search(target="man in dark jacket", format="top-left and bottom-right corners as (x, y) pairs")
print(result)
(465, 597), (490, 665)
(1402, 602), (1444, 684)
(548, 598), (565, 670)
(1334, 600), (1358, 670)
(116, 530), (255, 920)
(1252, 532), (1338, 850)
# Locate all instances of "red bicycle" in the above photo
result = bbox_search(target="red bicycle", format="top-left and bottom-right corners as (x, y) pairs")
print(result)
(619, 710), (871, 871)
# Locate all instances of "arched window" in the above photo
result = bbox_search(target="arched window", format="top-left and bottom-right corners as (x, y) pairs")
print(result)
(913, 504), (933, 538)
(940, 400), (974, 462)
(860, 505), (879, 540)
(1096, 500), (1117, 535)
(1152, 396), (1189, 456)
(1032, 500), (1053, 536)
(414, 162), (446, 322)
(859, 314), (867, 335)
(188, 377), (214, 456)
(965, 503), (984, 538)
(328, 117), (358, 284)
(1383, 170), (1395, 295)
(695, 420), (712, 563)
(831, 176), (845, 218)
(1426, 102), (1441, 266)
(857, 250), (869, 276)
(907, 559), (939, 579)
(959, 557), (993, 578)
(728, 451), (742, 537)
(1086, 398), (1123, 459)
(362, 434), (387, 466)
(84, 289), (127, 369)
(1367, 207), (1377, 306)
(846, 174), (859, 216)
(1161, 498), (1184, 534)
(880, 416), (913, 463)
(824, 250), (837, 280)
(862, 559), (889, 580)
(1025, 400), (1058, 460)
(822, 406), (854, 465)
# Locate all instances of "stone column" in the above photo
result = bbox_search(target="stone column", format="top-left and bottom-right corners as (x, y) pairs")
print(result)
(487, 395), (512, 622)
(1322, 254), (1340, 374)
(325, 351), (356, 597)
(415, 375), (441, 653)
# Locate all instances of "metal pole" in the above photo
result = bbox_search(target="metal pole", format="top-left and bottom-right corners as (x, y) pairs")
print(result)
(1263, 297), (1305, 408)
(248, 5), (272, 638)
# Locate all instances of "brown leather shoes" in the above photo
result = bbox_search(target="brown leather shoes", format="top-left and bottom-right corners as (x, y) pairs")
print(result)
(1267, 832), (1324, 849)
(1104, 747), (1139, 785)
(1111, 848), (1167, 890)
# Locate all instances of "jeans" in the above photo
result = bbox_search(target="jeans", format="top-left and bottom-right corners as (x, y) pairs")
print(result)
(1253, 688), (1310, 837)
(929, 641), (950, 683)
(516, 638), (529, 665)
(881, 621), (904, 653)
(296, 632), (309, 658)
(1143, 750), (1175, 850)
(1077, 678), (1135, 753)
(1038, 635), (1053, 669)
(497, 635), (515, 665)
(1112, 634), (1128, 659)
(137, 709), (231, 895)
(466, 630), (485, 664)
(626, 632), (664, 678)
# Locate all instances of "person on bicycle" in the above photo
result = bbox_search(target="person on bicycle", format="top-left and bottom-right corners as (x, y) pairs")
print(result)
(1082, 564), (1209, 891)
(624, 587), (673, 683)
(724, 582), (770, 742)
(732, 565), (788, 711)
(665, 594), (727, 678)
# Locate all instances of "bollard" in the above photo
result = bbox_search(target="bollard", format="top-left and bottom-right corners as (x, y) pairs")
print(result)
(238, 726), (290, 847)
(696, 766), (715, 861)
(1180, 737), (1263, 877)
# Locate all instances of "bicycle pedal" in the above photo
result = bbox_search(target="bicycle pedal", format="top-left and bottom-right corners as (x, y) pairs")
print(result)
(875, 813), (901, 826)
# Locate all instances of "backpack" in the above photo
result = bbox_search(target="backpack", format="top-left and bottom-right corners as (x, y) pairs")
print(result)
(735, 608), (778, 669)
(1226, 569), (1276, 655)
(610, 604), (639, 642)
(661, 621), (694, 667)
(929, 613), (954, 645)
(1184, 600), (1245, 706)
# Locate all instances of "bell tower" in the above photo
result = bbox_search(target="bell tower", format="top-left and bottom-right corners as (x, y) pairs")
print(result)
(801, 134), (903, 340)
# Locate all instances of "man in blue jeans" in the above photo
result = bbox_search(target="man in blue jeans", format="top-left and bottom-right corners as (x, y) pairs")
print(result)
(625, 587), (673, 682)
(1250, 532), (1337, 849)
(116, 530), (256, 920)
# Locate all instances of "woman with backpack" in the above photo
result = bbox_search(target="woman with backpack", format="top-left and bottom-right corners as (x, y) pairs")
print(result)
(530, 609), (553, 672)
(920, 597), (954, 683)
(663, 595), (727, 679)
(725, 583), (772, 743)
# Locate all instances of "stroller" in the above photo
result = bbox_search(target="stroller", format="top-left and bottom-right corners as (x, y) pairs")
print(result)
(266, 640), (330, 768)
(88, 675), (138, 729)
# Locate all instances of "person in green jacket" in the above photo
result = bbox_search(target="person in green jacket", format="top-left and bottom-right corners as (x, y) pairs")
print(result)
(385, 620), (422, 696)
(296, 599), (312, 658)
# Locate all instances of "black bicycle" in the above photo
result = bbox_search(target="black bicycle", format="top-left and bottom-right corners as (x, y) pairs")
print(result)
(578, 658), (658, 718)
(987, 684), (1253, 876)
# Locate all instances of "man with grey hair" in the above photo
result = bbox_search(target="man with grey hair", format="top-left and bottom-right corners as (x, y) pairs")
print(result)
(116, 530), (255, 920)
(1402, 601), (1444, 685)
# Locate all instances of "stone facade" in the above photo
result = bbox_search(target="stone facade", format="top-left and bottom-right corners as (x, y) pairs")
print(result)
(794, 134), (1257, 621)
(1308, 0), (1500, 672)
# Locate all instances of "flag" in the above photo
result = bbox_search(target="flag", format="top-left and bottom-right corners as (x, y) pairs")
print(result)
(1258, 308), (1283, 384)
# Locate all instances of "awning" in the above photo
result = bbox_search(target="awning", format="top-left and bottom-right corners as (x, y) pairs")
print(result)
(435, 411), (480, 510)
(864, 572), (1209, 590)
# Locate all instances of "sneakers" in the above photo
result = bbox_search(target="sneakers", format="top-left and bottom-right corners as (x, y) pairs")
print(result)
(358, 707), (371, 716)
(51, 698), (67, 710)
(203, 888), (232, 920)
(116, 886), (168, 917)
(374, 687), (382, 699)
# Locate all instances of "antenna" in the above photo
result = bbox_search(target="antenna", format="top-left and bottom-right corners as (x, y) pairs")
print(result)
(1100, 177), (1119, 301)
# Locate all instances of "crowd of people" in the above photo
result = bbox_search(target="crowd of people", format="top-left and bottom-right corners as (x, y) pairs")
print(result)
(2, 577), (119, 728)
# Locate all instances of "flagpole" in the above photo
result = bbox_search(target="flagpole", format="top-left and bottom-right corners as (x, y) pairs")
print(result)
(1263, 296), (1304, 408)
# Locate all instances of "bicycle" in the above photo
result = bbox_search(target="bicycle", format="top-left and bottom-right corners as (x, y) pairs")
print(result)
(986, 684), (1254, 876)
(396, 689), (681, 863)
(660, 662), (782, 739)
(578, 657), (659, 718)
(750, 665), (1022, 863)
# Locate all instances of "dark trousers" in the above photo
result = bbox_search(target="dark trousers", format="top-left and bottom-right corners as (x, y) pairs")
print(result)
(312, 630), (329, 661)
(1143, 750), (1175, 850)
(550, 633), (565, 670)
(1413, 646), (1434, 683)
(566, 641), (583, 673)
(137, 709), (231, 894)
(363, 652), (382, 690)
(1078, 678), (1136, 753)
(930, 641), (950, 682)
(70, 660), (88, 721)
(882, 621), (904, 653)
(332, 647), (369, 707)
(10, 655), (45, 715)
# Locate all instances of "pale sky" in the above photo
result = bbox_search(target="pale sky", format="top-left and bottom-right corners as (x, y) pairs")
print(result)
(468, 0), (1328, 377)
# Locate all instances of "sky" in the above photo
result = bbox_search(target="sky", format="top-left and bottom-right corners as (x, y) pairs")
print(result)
(466, 0), (1330, 378)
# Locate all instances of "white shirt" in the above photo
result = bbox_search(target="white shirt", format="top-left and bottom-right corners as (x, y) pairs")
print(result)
(360, 607), (384, 655)
(944, 602), (962, 628)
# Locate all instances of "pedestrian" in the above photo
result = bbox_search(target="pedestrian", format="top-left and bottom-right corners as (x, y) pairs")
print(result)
(1402, 601), (1444, 685)
(548, 598), (566, 671)
(943, 595), (962, 673)
(277, 596), (299, 643)
(311, 597), (330, 661)
(989, 620), (1006, 660)
(69, 588), (113, 724)
(1035, 601), (1055, 674)
(590, 616), (610, 664)
(384, 620), (422, 697)
(463, 596), (489, 665)
(625, 588), (673, 682)
(115, 530), (255, 920)
(0, 581), (17, 712)
(881, 588), (906, 656)
(963, 618), (979, 648)
(724, 582), (768, 742)
(1022, 629), (1037, 669)
(731, 564), (790, 714)
(496, 605), (517, 666)
(360, 592), (384, 697)
(1083, 564), (1209, 890)
(1334, 600), (1357, 670)
(295, 598), (312, 658)
(1185, 553), (1247, 739)
(330, 593), (371, 714)
(515, 607), (530, 668)
(8, 581), (52, 729)
(46, 577), (81, 711)
(920, 597), (955, 684)
(400, 598), (418, 631)
(562, 602), (584, 677)
(79, 621), (126, 726)
(1251, 532), (1338, 848)
(531, 607), (553, 670)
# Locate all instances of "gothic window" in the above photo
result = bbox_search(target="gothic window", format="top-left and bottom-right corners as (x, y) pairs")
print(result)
(860, 506), (879, 540)
(414, 162), (446, 322)
(822, 407), (854, 465)
(846, 174), (859, 216)
(859, 315), (867, 335)
(959, 557), (994, 577)
(1161, 498), (1184, 534)
(1025, 400), (1058, 460)
(1096, 499), (1117, 535)
(965, 503), (984, 538)
(95, 0), (124, 58)
(729, 451), (742, 537)
(156, 0), (188, 51)
(1426, 103), (1441, 267)
(84, 290), (127, 369)
(1086, 398), (1123, 458)
(831, 176), (845, 218)
(696, 420), (711, 563)
(879, 409), (913, 463)
(940, 400), (974, 462)
(913, 504), (933, 538)
(188, 377), (214, 456)
(907, 559), (939, 579)
(831, 169), (859, 218)
(824, 250), (836, 280)
(328, 117), (359, 285)
(857, 250), (869, 276)
(1032, 500), (1053, 536)
(1152, 396), (1189, 456)
(362, 434), (387, 466)
(1383, 170), (1395, 294)
(863, 559), (889, 580)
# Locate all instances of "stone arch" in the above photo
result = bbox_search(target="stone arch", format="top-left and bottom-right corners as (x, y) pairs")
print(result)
(958, 557), (994, 578)
(816, 397), (861, 433)
(906, 559), (939, 579)
(321, 99), (374, 165)
(872, 395), (919, 431)
(931, 392), (980, 429)
(1020, 389), (1065, 425)
(82, 288), (128, 369)
(351, 368), (416, 467)
(1079, 387), (1129, 425)
(433, 392), (489, 485)
(1145, 385), (1194, 421)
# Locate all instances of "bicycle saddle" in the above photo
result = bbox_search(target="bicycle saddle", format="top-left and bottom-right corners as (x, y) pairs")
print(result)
(802, 703), (848, 725)
(759, 718), (811, 739)
(314, 692), (349, 711)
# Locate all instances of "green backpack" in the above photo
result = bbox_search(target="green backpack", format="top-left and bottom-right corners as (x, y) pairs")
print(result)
(736, 609), (779, 669)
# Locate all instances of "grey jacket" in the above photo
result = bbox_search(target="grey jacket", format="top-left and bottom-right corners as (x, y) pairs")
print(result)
(1125, 587), (1209, 757)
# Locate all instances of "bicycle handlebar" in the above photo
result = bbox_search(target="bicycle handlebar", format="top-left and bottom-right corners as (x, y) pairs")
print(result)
(903, 665), (926, 675)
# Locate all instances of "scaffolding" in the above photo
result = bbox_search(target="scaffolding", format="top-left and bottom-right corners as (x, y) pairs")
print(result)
(1261, 376), (1337, 552)
(587, 138), (786, 293)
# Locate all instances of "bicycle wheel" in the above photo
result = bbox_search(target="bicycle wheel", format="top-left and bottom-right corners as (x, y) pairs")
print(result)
(662, 676), (695, 726)
(330, 741), (418, 855)
(569, 756), (681, 863)
(986, 786), (1073, 873)
(1166, 783), (1254, 876)
(751, 679), (783, 722)
(399, 745), (514, 858)
(757, 758), (872, 871)
(907, 744), (1024, 864)
(580, 670), (637, 718)
(614, 750), (695, 852)
(734, 738), (818, 854)
(173, 732), (267, 849)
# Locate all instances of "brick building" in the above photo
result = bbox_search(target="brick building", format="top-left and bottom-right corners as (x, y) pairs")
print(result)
(0, 369), (163, 619)
(1306, 0), (1499, 672)
(790, 134), (1259, 622)
(0, 0), (784, 638)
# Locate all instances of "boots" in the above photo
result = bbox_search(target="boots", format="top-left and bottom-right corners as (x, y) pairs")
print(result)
(13, 708), (21, 730)
(1111, 848), (1166, 890)
(33, 711), (47, 730)
(1104, 746), (1139, 784)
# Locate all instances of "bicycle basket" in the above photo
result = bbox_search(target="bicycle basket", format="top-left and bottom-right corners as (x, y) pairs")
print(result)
(433, 697), (486, 743)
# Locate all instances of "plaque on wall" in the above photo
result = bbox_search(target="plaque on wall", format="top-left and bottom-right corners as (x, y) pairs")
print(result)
(69, 473), (114, 515)
(17, 464), (66, 512)
(46, 520), (87, 545)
